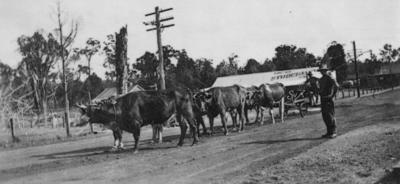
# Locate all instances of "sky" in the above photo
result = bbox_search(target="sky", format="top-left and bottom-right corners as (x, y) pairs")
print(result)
(1, 0), (400, 78)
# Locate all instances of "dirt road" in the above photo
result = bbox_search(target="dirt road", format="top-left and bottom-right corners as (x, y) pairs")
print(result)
(1, 89), (400, 184)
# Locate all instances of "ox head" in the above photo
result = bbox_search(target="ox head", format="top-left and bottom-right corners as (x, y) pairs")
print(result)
(75, 103), (99, 126)
(75, 103), (88, 126)
(245, 86), (258, 106)
(247, 86), (264, 106)
(75, 98), (118, 127)
(193, 90), (213, 113)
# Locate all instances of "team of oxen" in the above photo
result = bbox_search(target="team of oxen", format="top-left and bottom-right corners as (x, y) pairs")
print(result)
(76, 83), (286, 153)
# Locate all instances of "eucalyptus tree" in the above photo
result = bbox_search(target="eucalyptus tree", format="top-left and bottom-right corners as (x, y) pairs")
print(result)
(17, 32), (60, 125)
(73, 38), (101, 100)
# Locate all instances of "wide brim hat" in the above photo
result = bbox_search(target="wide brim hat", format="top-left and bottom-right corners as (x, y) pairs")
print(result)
(318, 64), (329, 71)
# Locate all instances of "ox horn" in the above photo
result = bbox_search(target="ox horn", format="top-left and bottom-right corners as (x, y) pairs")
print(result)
(75, 103), (87, 109)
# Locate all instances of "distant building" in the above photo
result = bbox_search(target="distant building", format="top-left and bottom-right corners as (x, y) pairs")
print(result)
(210, 67), (336, 88)
(377, 63), (400, 75)
(92, 84), (144, 103)
(349, 63), (400, 88)
(372, 63), (400, 88)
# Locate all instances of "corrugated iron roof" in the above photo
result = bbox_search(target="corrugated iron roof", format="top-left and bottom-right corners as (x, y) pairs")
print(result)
(92, 88), (116, 103)
(128, 85), (145, 92)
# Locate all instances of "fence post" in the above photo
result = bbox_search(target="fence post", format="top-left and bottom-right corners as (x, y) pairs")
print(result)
(51, 115), (54, 129)
(9, 118), (16, 142)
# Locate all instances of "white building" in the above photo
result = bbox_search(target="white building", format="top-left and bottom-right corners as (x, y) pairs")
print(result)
(211, 67), (335, 88)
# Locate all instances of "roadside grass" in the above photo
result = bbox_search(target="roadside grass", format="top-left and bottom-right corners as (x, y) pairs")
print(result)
(0, 125), (108, 149)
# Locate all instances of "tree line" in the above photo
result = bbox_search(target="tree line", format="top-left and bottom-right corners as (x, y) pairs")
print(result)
(2, 39), (398, 110)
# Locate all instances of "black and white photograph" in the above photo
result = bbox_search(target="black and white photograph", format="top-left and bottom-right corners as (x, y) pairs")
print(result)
(1, 0), (400, 183)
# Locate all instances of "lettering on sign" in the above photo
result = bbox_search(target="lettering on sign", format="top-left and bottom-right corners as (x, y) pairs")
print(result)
(271, 70), (317, 81)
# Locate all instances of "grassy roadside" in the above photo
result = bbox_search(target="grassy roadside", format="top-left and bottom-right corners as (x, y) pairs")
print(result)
(0, 126), (109, 150)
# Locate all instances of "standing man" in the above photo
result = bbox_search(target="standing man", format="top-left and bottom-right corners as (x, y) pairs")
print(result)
(318, 64), (338, 138)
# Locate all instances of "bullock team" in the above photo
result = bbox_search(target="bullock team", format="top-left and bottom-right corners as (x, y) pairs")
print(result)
(76, 83), (286, 153)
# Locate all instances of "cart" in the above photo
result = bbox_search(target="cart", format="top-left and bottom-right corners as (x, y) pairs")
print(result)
(284, 88), (310, 118)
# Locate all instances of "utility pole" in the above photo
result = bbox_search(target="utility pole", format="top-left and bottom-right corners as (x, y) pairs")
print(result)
(352, 41), (361, 98)
(144, 6), (174, 90)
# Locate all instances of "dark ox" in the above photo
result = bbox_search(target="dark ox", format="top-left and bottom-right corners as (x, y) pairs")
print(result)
(192, 94), (209, 136)
(244, 86), (263, 124)
(252, 83), (285, 124)
(152, 94), (209, 143)
(77, 90), (199, 153)
(197, 85), (246, 135)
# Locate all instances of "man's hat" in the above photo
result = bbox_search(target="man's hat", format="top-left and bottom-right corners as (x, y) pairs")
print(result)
(318, 63), (329, 71)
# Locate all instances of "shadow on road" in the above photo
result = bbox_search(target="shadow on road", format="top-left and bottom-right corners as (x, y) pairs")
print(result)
(31, 144), (177, 160)
(30, 134), (186, 160)
(30, 124), (245, 161)
(374, 171), (400, 184)
(242, 137), (323, 145)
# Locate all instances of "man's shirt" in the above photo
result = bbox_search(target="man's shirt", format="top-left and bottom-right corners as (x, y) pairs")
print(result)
(319, 75), (337, 98)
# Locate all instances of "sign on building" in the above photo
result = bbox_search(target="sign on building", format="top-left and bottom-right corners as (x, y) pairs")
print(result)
(211, 67), (336, 88)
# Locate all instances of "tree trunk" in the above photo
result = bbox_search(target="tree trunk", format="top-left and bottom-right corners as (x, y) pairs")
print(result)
(57, 3), (71, 137)
(42, 97), (48, 127)
(115, 25), (128, 95)
(87, 60), (93, 133)
(30, 77), (42, 123)
(63, 62), (70, 137)
(60, 37), (70, 136)
(30, 79), (40, 112)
